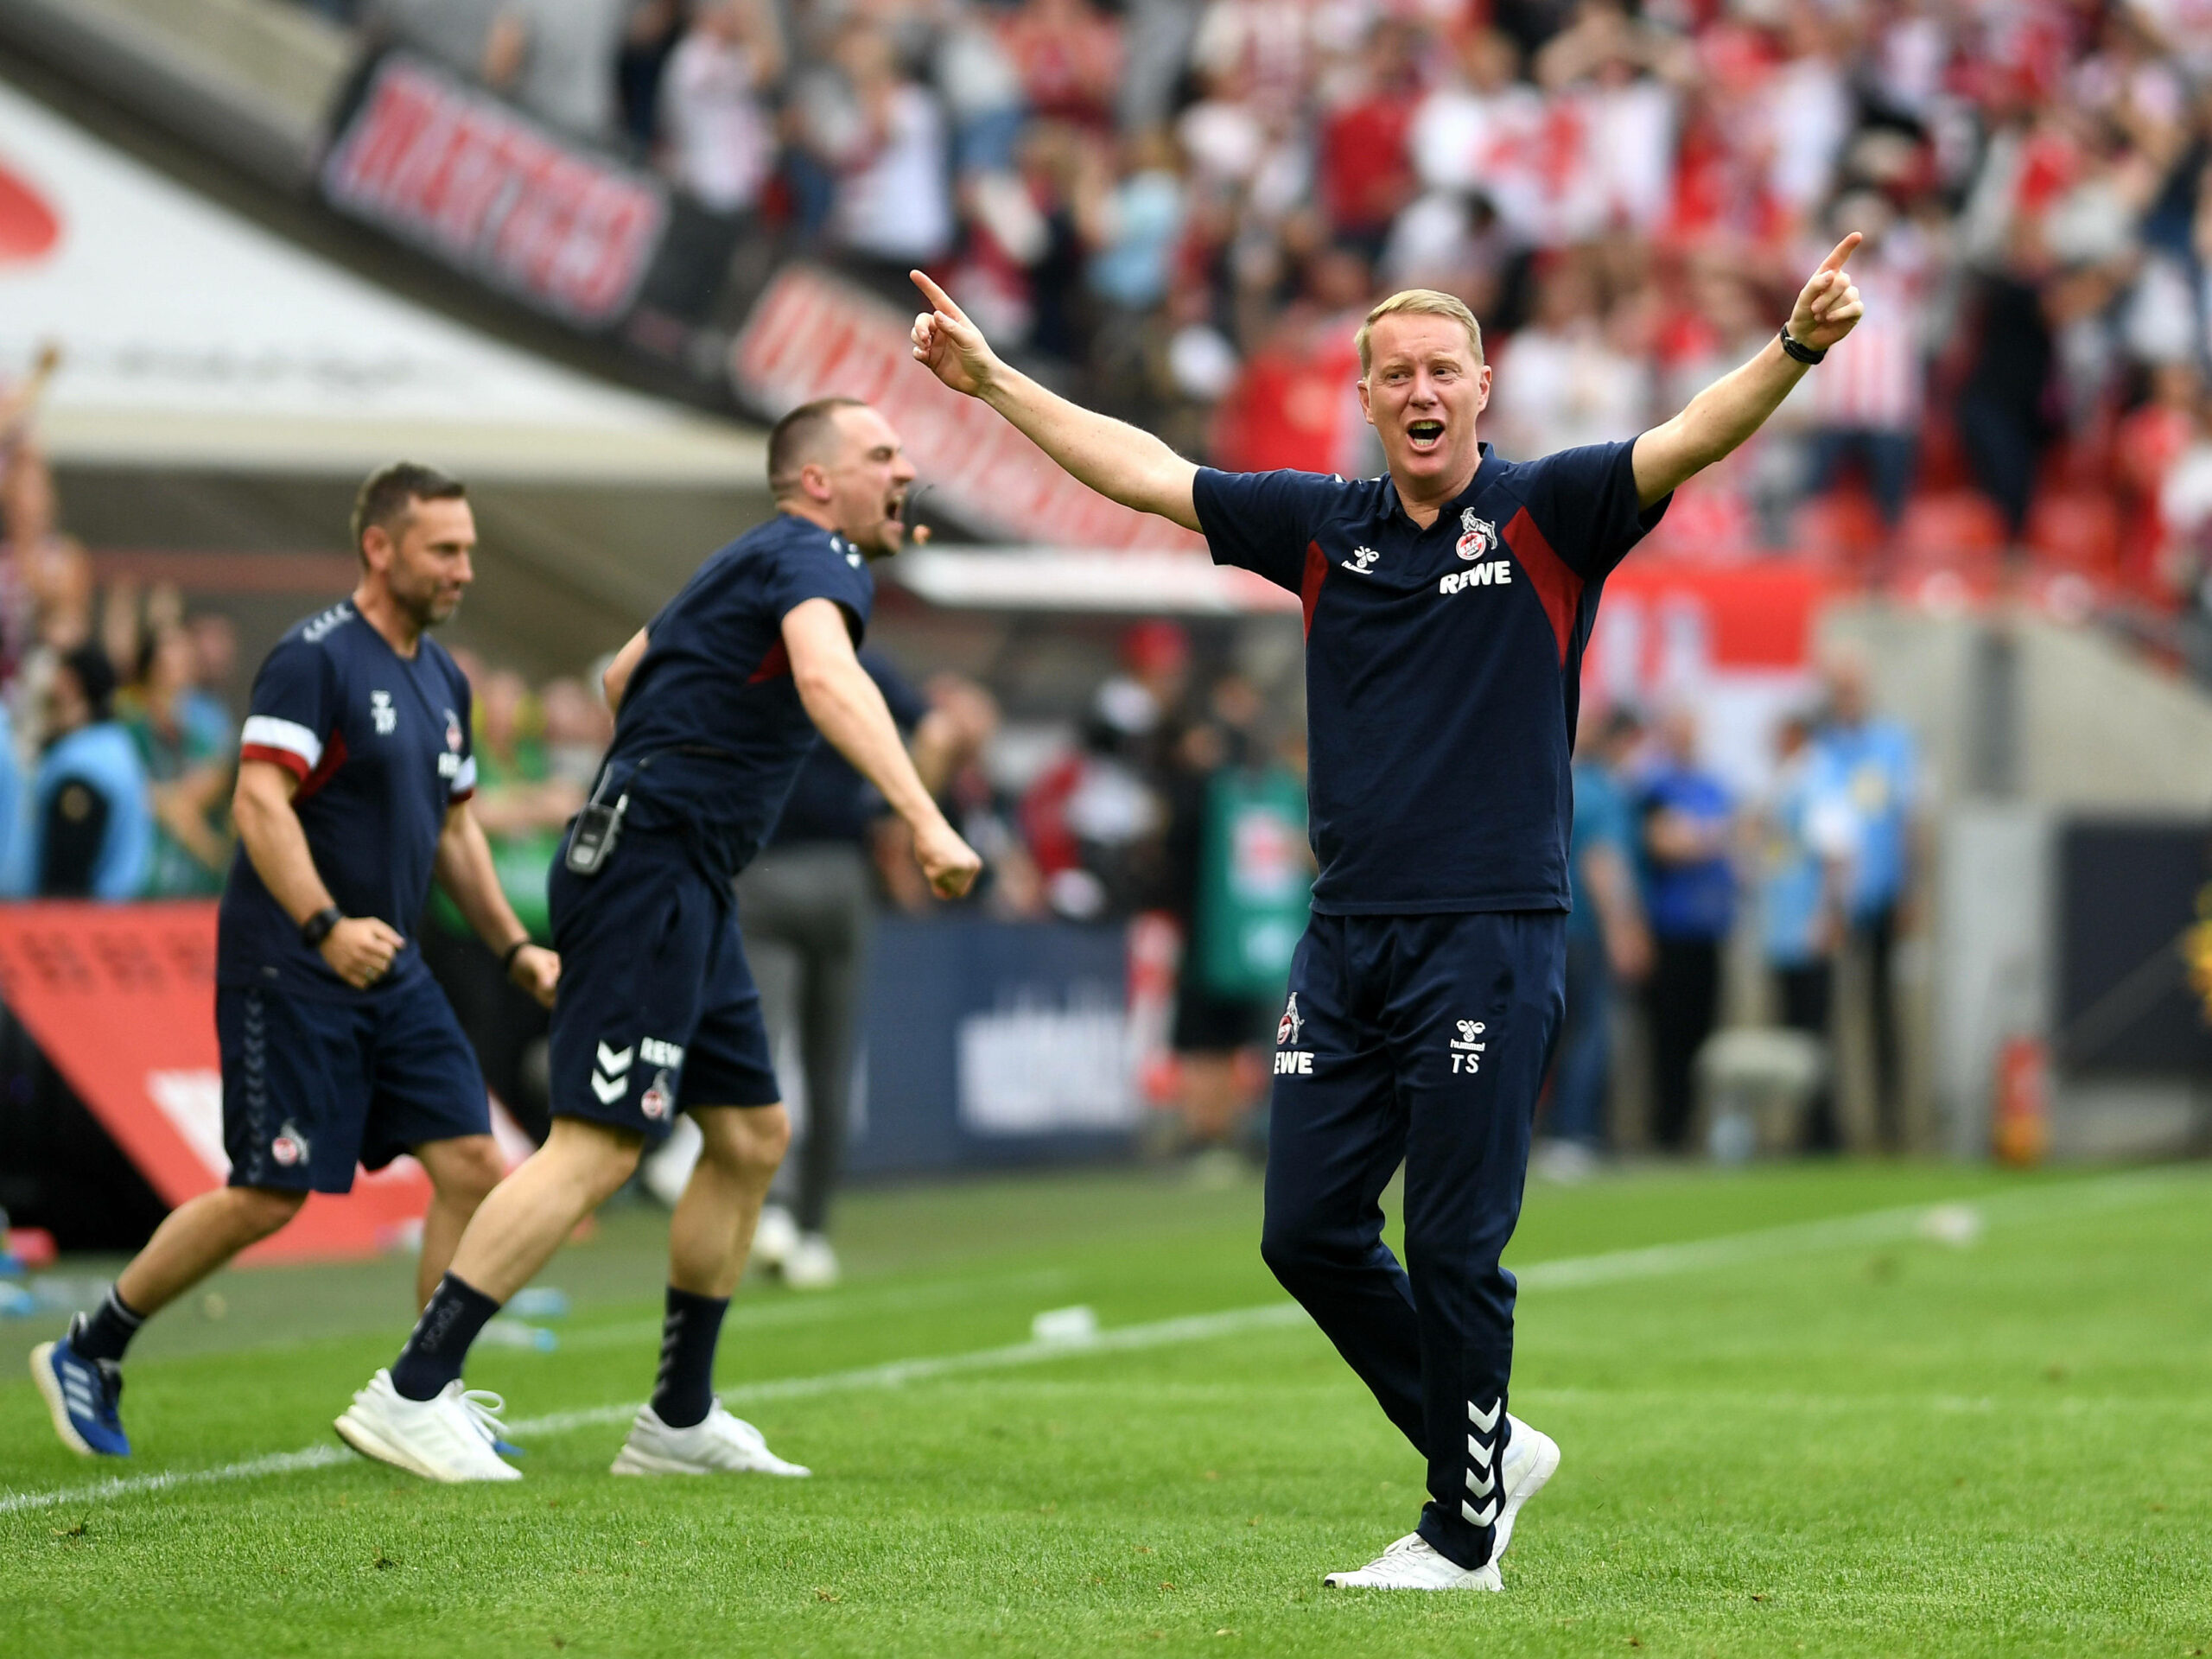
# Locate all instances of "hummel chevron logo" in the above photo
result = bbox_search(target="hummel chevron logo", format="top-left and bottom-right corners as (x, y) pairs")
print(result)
(592, 1041), (635, 1104)
(1468, 1398), (1501, 1433)
(1462, 1497), (1499, 1527)
(1466, 1435), (1493, 1469)
(1465, 1466), (1497, 1497)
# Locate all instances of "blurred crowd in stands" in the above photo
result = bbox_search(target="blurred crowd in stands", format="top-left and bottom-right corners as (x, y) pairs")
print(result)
(0, 435), (242, 904)
(296, 0), (2212, 632)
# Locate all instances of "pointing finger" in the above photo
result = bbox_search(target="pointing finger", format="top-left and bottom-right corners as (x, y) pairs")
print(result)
(910, 269), (967, 325)
(1816, 232), (1863, 276)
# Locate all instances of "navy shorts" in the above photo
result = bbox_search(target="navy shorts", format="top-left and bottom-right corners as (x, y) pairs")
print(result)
(546, 829), (779, 1141)
(218, 972), (489, 1195)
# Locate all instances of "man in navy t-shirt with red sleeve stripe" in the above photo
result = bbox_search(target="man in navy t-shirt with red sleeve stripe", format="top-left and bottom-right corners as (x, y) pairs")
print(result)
(31, 463), (559, 1463)
(906, 237), (1868, 1589)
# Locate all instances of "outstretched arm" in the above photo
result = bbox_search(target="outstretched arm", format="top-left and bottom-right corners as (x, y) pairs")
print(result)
(1631, 234), (1866, 509)
(909, 270), (1202, 531)
(785, 599), (982, 899)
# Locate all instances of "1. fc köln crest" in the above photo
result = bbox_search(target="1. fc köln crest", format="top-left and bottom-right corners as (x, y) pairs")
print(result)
(1456, 509), (1498, 561)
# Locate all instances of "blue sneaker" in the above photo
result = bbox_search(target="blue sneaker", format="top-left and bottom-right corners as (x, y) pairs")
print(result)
(30, 1318), (130, 1457)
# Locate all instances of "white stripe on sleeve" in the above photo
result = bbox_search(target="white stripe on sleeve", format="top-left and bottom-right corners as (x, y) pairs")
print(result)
(239, 715), (323, 770)
(450, 755), (478, 798)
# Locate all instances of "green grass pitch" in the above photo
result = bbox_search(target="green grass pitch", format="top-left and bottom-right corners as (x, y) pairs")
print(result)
(3, 1160), (2209, 1657)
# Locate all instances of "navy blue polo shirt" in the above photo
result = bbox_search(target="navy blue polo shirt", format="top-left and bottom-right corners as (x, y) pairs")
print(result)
(1194, 439), (1667, 915)
(219, 600), (477, 1000)
(607, 512), (876, 883)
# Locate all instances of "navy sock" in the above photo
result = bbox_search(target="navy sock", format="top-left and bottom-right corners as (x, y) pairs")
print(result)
(72, 1287), (145, 1364)
(391, 1274), (502, 1402)
(650, 1286), (729, 1430)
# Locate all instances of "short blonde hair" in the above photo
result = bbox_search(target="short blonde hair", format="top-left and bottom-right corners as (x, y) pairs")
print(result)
(1355, 289), (1484, 376)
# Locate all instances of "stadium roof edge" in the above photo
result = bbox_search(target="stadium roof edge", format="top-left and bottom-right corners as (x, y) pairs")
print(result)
(39, 407), (770, 488)
(0, 0), (340, 190)
(0, 74), (772, 492)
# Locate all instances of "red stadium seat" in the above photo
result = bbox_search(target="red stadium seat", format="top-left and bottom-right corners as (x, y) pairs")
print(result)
(1897, 490), (2008, 563)
(1790, 488), (1887, 567)
(2026, 490), (2122, 577)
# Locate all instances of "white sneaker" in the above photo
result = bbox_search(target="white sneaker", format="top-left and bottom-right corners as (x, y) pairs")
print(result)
(1495, 1413), (1561, 1559)
(1321, 1414), (1559, 1591)
(780, 1232), (840, 1290)
(334, 1370), (522, 1483)
(609, 1400), (811, 1478)
(749, 1205), (798, 1272)
(1324, 1533), (1503, 1591)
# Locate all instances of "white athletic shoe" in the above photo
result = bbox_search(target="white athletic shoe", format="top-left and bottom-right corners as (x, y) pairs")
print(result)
(334, 1370), (522, 1483)
(780, 1232), (841, 1291)
(1324, 1533), (1503, 1591)
(750, 1205), (799, 1273)
(1322, 1414), (1559, 1591)
(609, 1401), (811, 1478)
(1495, 1413), (1561, 1559)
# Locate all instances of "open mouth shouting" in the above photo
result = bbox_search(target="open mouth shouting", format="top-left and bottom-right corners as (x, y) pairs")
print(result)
(1406, 419), (1446, 454)
(882, 486), (932, 547)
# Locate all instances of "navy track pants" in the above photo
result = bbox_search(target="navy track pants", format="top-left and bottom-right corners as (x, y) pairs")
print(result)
(1260, 909), (1565, 1569)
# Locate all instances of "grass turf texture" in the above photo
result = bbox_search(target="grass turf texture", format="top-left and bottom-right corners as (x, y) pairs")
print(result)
(3, 1160), (2209, 1658)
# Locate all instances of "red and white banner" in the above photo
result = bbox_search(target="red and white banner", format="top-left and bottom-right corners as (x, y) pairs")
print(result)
(1591, 558), (1832, 680)
(0, 904), (432, 1262)
(732, 266), (1206, 553)
(321, 54), (668, 329)
(1585, 557), (1838, 794)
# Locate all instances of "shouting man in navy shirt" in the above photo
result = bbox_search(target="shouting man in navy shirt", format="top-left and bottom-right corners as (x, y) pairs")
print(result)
(32, 462), (560, 1462)
(908, 238), (1866, 1589)
(336, 398), (982, 1484)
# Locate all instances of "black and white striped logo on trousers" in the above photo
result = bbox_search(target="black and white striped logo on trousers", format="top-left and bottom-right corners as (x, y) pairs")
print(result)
(1464, 1396), (1503, 1528)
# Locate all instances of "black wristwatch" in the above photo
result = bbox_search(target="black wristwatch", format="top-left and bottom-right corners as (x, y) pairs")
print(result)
(300, 906), (343, 949)
(1779, 325), (1826, 365)
(501, 938), (531, 973)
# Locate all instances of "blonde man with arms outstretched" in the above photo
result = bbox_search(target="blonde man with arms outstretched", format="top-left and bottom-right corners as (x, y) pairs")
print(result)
(906, 241), (1865, 1587)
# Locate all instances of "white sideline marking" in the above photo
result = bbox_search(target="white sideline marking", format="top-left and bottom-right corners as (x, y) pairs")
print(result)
(0, 1306), (1305, 1516)
(506, 1303), (1311, 1440)
(556, 1267), (1077, 1352)
(1517, 1166), (2191, 1292)
(3, 1167), (2194, 1517)
(0, 1445), (353, 1515)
